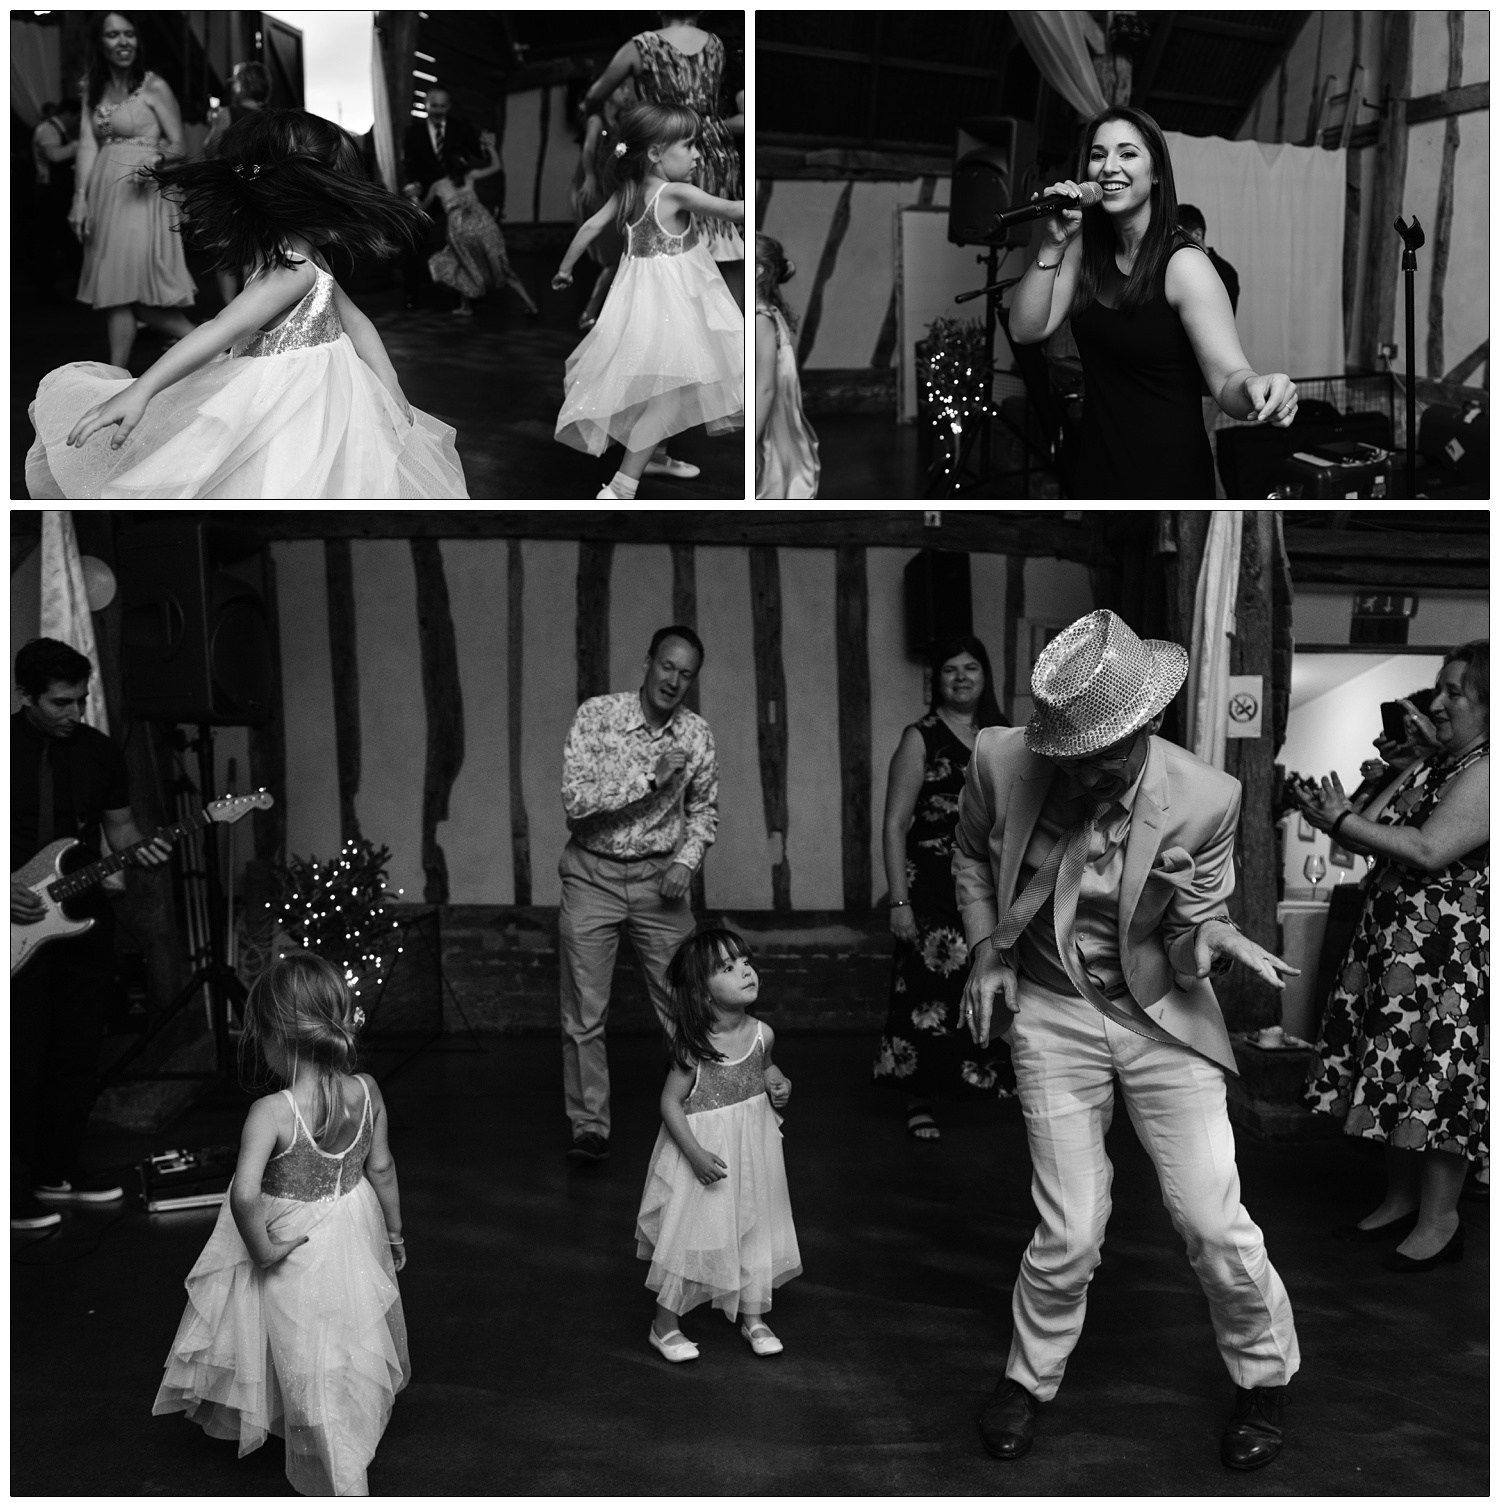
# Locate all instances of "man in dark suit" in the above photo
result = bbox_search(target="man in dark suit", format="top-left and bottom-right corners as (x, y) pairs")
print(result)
(400, 87), (481, 308)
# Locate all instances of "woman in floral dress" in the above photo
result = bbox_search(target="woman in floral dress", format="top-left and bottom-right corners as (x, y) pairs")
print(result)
(873, 636), (1015, 1138)
(1298, 640), (1488, 1272)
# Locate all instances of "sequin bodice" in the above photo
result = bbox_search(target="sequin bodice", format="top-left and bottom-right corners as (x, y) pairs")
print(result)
(684, 1027), (767, 1114)
(261, 1082), (372, 1202)
(232, 262), (343, 358)
(627, 186), (698, 260)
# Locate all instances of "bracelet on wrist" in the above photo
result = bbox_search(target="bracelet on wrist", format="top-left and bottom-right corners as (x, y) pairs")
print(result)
(1036, 253), (1064, 271)
(1329, 810), (1353, 840)
(387, 1234), (404, 1245)
(890, 899), (911, 908)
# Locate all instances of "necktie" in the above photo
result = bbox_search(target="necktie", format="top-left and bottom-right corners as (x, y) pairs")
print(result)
(434, 121), (445, 156)
(1052, 801), (1113, 1001)
(988, 815), (1083, 953)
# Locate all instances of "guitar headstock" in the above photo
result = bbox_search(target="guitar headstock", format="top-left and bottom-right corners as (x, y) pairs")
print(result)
(208, 789), (276, 824)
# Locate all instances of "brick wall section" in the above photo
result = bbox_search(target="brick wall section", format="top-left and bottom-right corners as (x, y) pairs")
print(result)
(392, 905), (895, 1036)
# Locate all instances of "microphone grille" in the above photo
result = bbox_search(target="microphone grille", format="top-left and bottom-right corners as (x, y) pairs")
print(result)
(1077, 182), (1105, 207)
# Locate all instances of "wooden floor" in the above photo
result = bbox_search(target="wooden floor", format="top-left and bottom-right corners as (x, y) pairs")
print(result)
(11, 1034), (1489, 1496)
(12, 253), (745, 503)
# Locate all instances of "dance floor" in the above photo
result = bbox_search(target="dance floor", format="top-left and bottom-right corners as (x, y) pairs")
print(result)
(10, 251), (745, 502)
(12, 1034), (1488, 1496)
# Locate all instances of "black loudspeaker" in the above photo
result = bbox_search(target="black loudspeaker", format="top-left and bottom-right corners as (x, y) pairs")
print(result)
(949, 116), (1039, 248)
(118, 522), (274, 726)
(904, 549), (973, 658)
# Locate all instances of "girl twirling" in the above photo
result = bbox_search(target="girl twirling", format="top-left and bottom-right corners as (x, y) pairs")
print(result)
(153, 953), (409, 1497)
(754, 233), (819, 499)
(28, 108), (468, 499)
(552, 103), (744, 500)
(423, 129), (539, 320)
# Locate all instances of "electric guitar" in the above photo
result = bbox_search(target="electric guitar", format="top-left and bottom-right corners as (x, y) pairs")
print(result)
(11, 789), (274, 976)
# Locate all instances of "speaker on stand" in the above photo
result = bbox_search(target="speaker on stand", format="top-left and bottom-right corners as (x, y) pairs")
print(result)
(101, 523), (276, 1094)
(940, 117), (1040, 497)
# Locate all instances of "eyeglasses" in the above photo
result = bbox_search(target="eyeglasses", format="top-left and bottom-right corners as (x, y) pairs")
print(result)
(1054, 731), (1141, 772)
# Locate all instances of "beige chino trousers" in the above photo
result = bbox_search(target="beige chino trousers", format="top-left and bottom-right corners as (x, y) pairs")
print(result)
(558, 839), (695, 1140)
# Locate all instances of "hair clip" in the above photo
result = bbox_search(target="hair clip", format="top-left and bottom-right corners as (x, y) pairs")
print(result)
(613, 141), (627, 158)
(352, 1006), (366, 1029)
(232, 162), (263, 180)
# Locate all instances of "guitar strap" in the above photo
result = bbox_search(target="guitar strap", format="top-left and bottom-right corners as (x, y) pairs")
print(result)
(36, 739), (55, 847)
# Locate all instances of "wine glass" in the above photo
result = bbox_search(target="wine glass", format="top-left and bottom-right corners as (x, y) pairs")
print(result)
(1303, 853), (1328, 900)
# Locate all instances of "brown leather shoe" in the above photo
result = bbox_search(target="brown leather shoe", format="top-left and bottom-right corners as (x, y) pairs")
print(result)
(979, 1377), (1038, 1459)
(1221, 1385), (1284, 1470)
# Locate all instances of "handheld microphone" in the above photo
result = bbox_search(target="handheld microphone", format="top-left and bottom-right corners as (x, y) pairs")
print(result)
(993, 181), (1104, 232)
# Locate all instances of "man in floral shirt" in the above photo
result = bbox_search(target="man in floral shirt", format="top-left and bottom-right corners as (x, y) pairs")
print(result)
(558, 625), (719, 1163)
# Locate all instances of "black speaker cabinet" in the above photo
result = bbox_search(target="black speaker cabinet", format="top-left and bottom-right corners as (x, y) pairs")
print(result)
(949, 116), (1039, 248)
(118, 522), (274, 726)
(904, 549), (973, 659)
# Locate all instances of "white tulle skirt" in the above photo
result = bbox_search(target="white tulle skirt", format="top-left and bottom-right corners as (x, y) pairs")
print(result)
(555, 242), (744, 458)
(26, 334), (468, 499)
(635, 1096), (801, 1321)
(152, 1182), (409, 1497)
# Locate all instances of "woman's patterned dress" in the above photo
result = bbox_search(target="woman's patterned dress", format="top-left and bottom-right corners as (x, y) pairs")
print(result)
(1306, 741), (1488, 1162)
(872, 714), (1016, 1101)
(631, 30), (744, 262)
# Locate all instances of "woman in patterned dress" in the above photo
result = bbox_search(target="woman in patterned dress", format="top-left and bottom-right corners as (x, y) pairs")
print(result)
(583, 12), (745, 309)
(873, 636), (1015, 1138)
(1299, 640), (1488, 1272)
(71, 12), (197, 369)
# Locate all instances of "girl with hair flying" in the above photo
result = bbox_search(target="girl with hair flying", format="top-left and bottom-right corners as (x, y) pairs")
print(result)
(1008, 106), (1298, 499)
(28, 108), (467, 498)
(153, 953), (409, 1496)
(552, 102), (744, 500)
(636, 929), (801, 1363)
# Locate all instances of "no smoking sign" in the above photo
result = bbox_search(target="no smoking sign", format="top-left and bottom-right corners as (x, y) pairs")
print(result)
(1226, 675), (1263, 739)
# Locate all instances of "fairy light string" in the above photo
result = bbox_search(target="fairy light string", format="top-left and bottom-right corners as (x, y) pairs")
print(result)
(918, 315), (991, 484)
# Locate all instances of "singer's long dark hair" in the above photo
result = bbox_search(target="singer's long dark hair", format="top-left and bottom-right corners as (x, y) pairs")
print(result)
(148, 109), (426, 273)
(1069, 105), (1195, 317)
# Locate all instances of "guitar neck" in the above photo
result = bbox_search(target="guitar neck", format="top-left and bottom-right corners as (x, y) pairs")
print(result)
(49, 808), (213, 901)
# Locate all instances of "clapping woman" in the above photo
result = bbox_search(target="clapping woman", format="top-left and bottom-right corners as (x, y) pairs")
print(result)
(1299, 641), (1489, 1271)
(872, 637), (1015, 1138)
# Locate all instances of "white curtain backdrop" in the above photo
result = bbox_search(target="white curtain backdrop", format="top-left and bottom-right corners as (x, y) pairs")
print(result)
(11, 19), (62, 128)
(370, 31), (398, 191)
(1185, 511), (1243, 771)
(39, 512), (109, 735)
(1165, 133), (1346, 380)
(1011, 13), (1109, 120)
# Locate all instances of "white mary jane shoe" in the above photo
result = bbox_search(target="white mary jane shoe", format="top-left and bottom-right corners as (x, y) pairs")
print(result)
(739, 1319), (783, 1356)
(649, 1327), (699, 1363)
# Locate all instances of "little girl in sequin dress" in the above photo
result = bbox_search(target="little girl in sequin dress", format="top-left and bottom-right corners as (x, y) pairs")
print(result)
(636, 928), (802, 1363)
(552, 102), (744, 500)
(153, 953), (409, 1497)
(755, 232), (820, 499)
(27, 108), (467, 498)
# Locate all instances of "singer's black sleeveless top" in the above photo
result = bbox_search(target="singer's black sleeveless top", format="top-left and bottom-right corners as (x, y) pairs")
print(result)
(1069, 237), (1216, 499)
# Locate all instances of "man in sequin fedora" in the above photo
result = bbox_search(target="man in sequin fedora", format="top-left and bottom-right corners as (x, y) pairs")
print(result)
(953, 609), (1300, 1471)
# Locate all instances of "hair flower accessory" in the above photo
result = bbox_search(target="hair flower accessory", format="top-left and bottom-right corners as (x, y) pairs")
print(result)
(352, 1006), (366, 1030)
(613, 140), (627, 158)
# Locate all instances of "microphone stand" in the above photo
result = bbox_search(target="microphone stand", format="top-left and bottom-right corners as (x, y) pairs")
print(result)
(1394, 214), (1424, 498)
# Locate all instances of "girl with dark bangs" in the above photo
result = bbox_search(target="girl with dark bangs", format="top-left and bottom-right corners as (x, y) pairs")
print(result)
(635, 929), (801, 1363)
(27, 108), (468, 499)
(1008, 105), (1299, 499)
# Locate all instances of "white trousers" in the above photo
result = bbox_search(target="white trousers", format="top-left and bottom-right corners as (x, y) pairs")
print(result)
(1003, 979), (1300, 1401)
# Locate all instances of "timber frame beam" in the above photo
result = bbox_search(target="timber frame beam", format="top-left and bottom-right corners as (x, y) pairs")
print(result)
(123, 511), (1113, 559)
(1283, 526), (1488, 589)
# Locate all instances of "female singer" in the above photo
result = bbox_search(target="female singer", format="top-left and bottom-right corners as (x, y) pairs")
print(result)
(1008, 106), (1297, 500)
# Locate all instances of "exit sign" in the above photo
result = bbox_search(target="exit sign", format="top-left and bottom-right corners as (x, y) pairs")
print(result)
(1353, 593), (1418, 617)
(1351, 593), (1418, 645)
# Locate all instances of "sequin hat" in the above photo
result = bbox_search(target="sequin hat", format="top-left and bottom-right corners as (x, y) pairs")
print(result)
(1024, 610), (1189, 758)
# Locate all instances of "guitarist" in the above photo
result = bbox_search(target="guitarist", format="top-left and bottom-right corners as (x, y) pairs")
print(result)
(11, 638), (173, 1232)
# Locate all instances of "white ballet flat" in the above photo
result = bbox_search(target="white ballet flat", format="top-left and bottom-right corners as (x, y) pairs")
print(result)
(649, 1327), (699, 1363)
(739, 1319), (783, 1356)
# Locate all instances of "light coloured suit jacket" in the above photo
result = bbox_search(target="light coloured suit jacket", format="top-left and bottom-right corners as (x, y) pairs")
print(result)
(953, 725), (1240, 1075)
